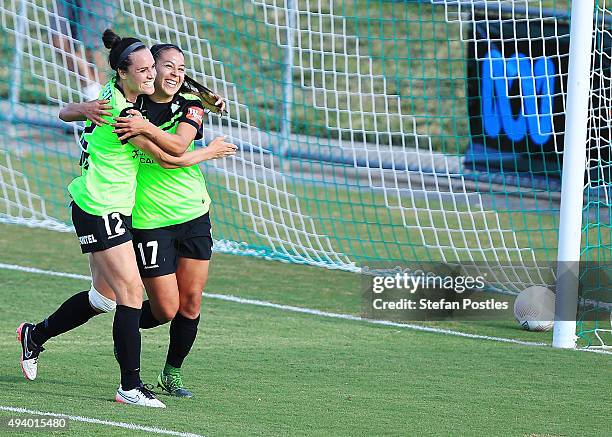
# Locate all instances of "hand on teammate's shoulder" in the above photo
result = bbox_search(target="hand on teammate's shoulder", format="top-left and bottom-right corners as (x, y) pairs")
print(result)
(113, 109), (150, 140)
(83, 99), (112, 126)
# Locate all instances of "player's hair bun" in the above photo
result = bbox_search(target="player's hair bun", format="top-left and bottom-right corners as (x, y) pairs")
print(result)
(102, 29), (146, 71)
(102, 29), (122, 50)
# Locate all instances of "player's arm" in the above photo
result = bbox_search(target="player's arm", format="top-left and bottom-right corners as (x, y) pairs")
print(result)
(114, 110), (196, 156)
(129, 135), (236, 169)
(58, 100), (112, 126)
(128, 135), (201, 169)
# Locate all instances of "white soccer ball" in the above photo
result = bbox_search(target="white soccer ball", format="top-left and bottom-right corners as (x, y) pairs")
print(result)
(513, 286), (555, 331)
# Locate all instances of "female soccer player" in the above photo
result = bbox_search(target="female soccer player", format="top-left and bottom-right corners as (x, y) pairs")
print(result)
(114, 43), (235, 398)
(16, 30), (227, 408)
(17, 39), (235, 401)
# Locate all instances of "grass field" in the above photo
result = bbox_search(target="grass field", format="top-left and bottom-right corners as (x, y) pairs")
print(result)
(0, 222), (610, 436)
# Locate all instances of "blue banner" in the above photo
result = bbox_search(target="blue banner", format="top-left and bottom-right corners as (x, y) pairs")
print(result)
(466, 15), (569, 178)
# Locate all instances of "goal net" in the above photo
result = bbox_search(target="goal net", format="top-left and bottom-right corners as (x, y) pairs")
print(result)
(0, 0), (609, 347)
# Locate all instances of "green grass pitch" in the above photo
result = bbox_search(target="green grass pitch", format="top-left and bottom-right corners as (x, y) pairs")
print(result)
(0, 223), (610, 436)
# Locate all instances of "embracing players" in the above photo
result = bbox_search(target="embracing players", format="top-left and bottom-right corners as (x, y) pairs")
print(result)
(17, 30), (235, 408)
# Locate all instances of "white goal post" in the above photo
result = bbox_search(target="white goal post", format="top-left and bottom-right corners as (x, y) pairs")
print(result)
(552, 0), (596, 349)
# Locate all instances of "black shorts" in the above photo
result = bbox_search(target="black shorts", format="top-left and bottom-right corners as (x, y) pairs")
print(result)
(131, 213), (213, 278)
(71, 202), (133, 254)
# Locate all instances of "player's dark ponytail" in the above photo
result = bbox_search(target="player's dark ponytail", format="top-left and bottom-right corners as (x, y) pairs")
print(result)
(102, 29), (146, 72)
(180, 75), (215, 101)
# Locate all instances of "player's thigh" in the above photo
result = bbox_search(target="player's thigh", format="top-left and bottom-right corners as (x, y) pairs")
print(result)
(143, 274), (180, 323)
(89, 241), (143, 306)
(176, 258), (209, 317)
(133, 226), (181, 321)
(176, 213), (213, 316)
(87, 254), (115, 301)
(176, 258), (210, 291)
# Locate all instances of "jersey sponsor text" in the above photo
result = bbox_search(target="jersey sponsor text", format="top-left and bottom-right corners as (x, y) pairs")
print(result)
(78, 234), (98, 245)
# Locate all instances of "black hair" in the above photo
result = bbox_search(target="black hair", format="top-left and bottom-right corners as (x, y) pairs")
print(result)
(151, 43), (212, 102)
(102, 29), (147, 72)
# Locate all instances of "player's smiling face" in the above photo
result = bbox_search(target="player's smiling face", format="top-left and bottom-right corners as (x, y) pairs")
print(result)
(154, 48), (186, 100)
(118, 49), (156, 100)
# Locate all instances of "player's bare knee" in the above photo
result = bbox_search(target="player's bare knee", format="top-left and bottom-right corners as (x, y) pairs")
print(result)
(180, 294), (202, 319)
(157, 306), (177, 323)
(158, 312), (175, 323)
(149, 297), (178, 323)
(112, 282), (143, 308)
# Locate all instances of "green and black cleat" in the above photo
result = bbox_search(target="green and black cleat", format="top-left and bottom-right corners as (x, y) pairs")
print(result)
(157, 369), (194, 398)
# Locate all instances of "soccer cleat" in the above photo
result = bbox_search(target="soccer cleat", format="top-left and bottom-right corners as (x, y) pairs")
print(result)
(115, 384), (166, 408)
(16, 322), (44, 381)
(157, 370), (194, 398)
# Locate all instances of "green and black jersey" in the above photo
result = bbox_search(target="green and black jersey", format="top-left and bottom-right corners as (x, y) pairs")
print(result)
(68, 78), (143, 216)
(131, 93), (211, 229)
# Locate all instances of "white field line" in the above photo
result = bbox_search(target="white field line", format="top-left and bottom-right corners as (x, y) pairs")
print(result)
(1, 262), (611, 355)
(203, 291), (546, 346)
(0, 406), (205, 437)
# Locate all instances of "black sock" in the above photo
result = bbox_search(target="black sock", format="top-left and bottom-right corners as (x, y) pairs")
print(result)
(113, 305), (142, 391)
(139, 300), (163, 329)
(166, 313), (200, 369)
(31, 291), (98, 346)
